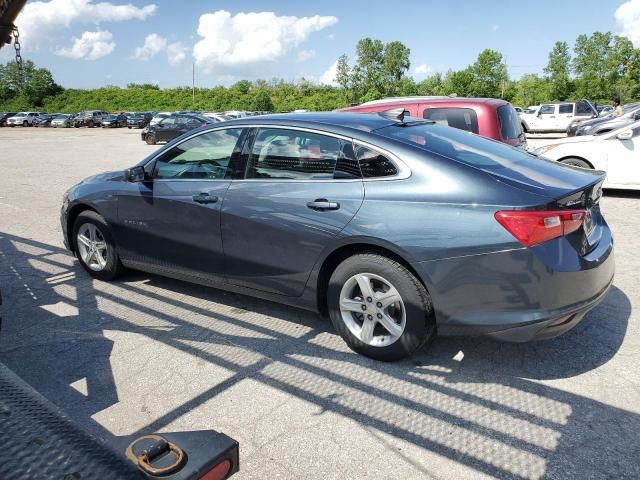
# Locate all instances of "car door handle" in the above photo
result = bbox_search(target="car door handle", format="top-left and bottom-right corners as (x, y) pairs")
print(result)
(307, 199), (340, 211)
(192, 193), (218, 204)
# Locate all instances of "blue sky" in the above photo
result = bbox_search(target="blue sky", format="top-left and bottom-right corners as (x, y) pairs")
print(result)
(2, 0), (638, 89)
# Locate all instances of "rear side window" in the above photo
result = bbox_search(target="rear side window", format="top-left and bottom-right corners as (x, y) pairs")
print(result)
(246, 128), (344, 180)
(423, 108), (479, 134)
(356, 145), (398, 178)
(497, 105), (523, 140)
(559, 104), (573, 114)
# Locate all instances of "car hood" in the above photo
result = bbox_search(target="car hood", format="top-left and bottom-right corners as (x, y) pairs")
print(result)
(80, 170), (124, 184)
(545, 135), (596, 146)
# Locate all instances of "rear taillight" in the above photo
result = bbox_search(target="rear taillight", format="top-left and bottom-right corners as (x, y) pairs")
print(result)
(199, 459), (232, 480)
(495, 209), (586, 247)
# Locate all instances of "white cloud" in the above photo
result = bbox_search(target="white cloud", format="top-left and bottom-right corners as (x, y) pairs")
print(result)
(55, 30), (115, 60)
(616, 0), (640, 47)
(193, 10), (338, 72)
(17, 0), (156, 48)
(167, 42), (187, 65)
(413, 64), (433, 75)
(319, 60), (339, 86)
(296, 49), (315, 62)
(133, 33), (167, 60)
(132, 34), (188, 65)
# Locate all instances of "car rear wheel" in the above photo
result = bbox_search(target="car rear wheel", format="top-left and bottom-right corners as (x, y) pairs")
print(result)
(328, 253), (435, 361)
(22, 120), (28, 127)
(87, 120), (94, 128)
(73, 211), (124, 281)
(560, 157), (591, 169)
(145, 134), (156, 145)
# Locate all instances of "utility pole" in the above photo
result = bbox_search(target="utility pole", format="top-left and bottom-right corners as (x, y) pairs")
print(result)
(192, 62), (195, 105)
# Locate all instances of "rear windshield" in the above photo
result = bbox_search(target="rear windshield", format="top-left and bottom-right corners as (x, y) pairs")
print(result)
(497, 105), (523, 140)
(423, 107), (479, 134)
(377, 123), (532, 171)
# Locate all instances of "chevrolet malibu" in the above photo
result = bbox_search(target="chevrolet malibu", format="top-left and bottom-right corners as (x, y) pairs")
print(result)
(61, 112), (614, 361)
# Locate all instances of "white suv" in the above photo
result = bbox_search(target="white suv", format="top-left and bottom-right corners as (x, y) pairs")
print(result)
(520, 100), (597, 133)
(6, 112), (42, 127)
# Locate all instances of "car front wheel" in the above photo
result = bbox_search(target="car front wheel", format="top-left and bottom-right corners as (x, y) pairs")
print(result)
(145, 133), (156, 145)
(328, 253), (435, 361)
(73, 211), (124, 281)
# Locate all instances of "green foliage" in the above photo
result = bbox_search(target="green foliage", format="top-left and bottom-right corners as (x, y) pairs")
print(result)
(2, 30), (640, 113)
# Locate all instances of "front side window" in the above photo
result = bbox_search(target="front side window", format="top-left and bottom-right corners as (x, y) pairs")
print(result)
(160, 117), (176, 126)
(154, 128), (242, 180)
(539, 105), (555, 115)
(423, 107), (479, 133)
(246, 128), (344, 180)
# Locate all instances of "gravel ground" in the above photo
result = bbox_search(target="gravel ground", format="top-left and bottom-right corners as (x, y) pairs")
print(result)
(0, 127), (638, 480)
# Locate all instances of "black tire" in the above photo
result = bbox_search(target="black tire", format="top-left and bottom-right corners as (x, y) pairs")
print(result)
(145, 134), (156, 145)
(128, 126), (132, 129)
(87, 120), (94, 128)
(327, 253), (435, 361)
(560, 157), (591, 169)
(72, 211), (124, 281)
(22, 120), (28, 127)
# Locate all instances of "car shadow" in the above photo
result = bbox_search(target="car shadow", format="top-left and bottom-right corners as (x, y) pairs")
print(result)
(0, 232), (637, 479)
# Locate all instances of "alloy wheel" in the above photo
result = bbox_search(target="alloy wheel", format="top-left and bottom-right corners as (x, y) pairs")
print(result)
(76, 223), (108, 272)
(339, 272), (406, 347)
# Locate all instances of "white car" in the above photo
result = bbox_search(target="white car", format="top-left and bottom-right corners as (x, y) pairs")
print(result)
(149, 112), (172, 126)
(533, 120), (640, 190)
(202, 112), (230, 122)
(520, 100), (597, 133)
(6, 112), (42, 127)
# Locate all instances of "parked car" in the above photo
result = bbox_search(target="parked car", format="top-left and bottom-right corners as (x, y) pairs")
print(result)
(51, 113), (75, 128)
(340, 96), (526, 148)
(597, 105), (614, 117)
(6, 111), (43, 127)
(141, 113), (213, 144)
(61, 112), (613, 361)
(533, 120), (640, 190)
(74, 110), (109, 128)
(100, 113), (128, 128)
(520, 100), (597, 133)
(513, 106), (523, 113)
(203, 112), (232, 122)
(567, 103), (640, 136)
(127, 112), (153, 128)
(33, 113), (59, 127)
(0, 112), (17, 127)
(149, 112), (172, 126)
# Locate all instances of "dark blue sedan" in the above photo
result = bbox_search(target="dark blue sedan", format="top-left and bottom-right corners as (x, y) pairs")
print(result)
(60, 112), (614, 360)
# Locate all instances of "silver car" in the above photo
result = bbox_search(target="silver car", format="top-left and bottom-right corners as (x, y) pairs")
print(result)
(6, 112), (42, 127)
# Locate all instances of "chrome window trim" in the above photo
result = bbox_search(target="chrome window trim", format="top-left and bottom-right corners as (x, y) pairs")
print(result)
(143, 123), (412, 183)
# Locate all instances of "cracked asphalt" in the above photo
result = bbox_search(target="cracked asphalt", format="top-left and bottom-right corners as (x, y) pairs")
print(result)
(0, 127), (639, 479)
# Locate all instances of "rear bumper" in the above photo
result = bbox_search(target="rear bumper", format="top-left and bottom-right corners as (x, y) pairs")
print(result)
(414, 221), (615, 341)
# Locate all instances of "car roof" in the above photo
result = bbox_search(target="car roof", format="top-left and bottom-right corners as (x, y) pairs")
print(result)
(220, 112), (399, 134)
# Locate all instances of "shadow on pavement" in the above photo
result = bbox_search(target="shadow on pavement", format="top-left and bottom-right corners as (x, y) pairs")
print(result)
(0, 232), (637, 479)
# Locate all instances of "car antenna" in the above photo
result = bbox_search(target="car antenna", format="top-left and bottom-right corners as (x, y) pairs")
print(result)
(378, 108), (406, 122)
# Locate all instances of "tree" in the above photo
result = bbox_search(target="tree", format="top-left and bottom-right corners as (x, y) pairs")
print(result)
(572, 32), (613, 100)
(252, 89), (273, 111)
(468, 49), (508, 98)
(416, 73), (445, 96)
(335, 54), (353, 101)
(544, 41), (572, 100)
(352, 38), (385, 98)
(381, 41), (411, 95)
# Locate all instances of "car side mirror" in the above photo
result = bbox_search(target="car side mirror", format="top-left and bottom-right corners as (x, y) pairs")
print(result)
(536, 111), (542, 117)
(616, 130), (633, 141)
(125, 165), (146, 182)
